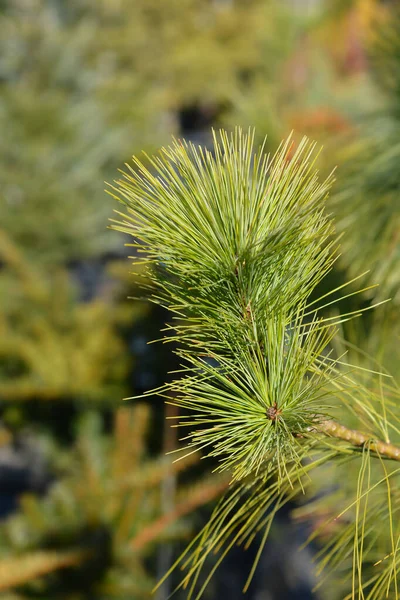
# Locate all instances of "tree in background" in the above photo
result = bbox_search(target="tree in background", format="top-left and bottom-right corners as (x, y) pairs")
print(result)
(0, 0), (297, 262)
(0, 404), (228, 598)
(324, 4), (400, 389)
(332, 8), (400, 307)
(0, 230), (134, 412)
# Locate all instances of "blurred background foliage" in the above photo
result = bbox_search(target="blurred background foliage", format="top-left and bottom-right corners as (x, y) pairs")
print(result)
(0, 405), (228, 599)
(0, 0), (399, 598)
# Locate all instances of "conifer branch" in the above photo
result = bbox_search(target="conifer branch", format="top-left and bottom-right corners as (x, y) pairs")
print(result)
(111, 128), (400, 597)
(130, 477), (229, 550)
(0, 550), (88, 591)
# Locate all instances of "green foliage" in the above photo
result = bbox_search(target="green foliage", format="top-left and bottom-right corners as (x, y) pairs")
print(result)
(111, 130), (335, 328)
(0, 0), (167, 263)
(110, 129), (340, 476)
(0, 230), (137, 410)
(0, 404), (227, 598)
(370, 9), (400, 120)
(332, 8), (400, 305)
(112, 129), (400, 598)
(1, 2), (399, 598)
(0, 0), (300, 264)
(332, 132), (400, 305)
(298, 360), (400, 600)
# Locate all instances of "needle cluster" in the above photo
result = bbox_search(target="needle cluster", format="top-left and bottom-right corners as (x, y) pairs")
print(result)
(109, 129), (338, 481)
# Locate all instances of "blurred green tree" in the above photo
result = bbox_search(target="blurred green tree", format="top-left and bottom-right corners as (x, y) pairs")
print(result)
(332, 8), (400, 307)
(2, 2), (400, 599)
(0, 0), (300, 264)
(0, 230), (142, 424)
(0, 404), (228, 599)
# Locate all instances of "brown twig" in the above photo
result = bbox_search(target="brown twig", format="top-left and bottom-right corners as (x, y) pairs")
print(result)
(130, 477), (229, 551)
(318, 420), (400, 462)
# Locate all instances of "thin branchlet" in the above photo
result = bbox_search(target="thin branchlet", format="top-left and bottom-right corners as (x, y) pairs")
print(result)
(319, 420), (400, 462)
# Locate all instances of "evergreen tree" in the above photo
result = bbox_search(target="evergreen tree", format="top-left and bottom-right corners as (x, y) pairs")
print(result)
(332, 7), (400, 306)
(0, 0), (299, 263)
(0, 404), (228, 598)
(0, 228), (150, 444)
(2, 2), (399, 598)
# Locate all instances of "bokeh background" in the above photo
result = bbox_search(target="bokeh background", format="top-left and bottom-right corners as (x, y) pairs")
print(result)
(1, 0), (399, 598)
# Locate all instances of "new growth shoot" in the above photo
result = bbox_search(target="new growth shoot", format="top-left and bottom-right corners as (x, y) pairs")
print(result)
(109, 129), (400, 599)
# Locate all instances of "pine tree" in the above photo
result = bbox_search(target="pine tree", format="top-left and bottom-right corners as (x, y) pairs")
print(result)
(0, 229), (138, 421)
(332, 7), (400, 307)
(0, 0), (299, 265)
(0, 404), (228, 598)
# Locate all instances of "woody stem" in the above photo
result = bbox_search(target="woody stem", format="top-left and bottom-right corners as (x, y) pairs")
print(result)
(318, 420), (400, 462)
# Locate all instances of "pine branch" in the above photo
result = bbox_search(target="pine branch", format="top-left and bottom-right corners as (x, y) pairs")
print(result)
(130, 477), (229, 551)
(0, 405), (226, 598)
(111, 128), (399, 597)
(0, 550), (88, 592)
